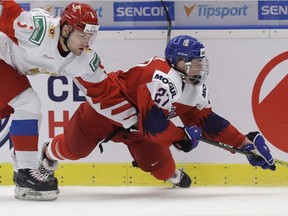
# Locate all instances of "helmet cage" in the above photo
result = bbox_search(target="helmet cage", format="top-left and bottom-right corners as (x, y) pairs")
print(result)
(184, 57), (209, 86)
(165, 35), (209, 86)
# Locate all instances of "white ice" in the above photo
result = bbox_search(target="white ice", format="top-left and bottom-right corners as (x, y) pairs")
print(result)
(0, 186), (288, 216)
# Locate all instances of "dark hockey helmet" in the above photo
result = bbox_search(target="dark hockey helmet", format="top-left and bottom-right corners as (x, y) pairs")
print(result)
(165, 35), (209, 85)
(61, 2), (99, 34)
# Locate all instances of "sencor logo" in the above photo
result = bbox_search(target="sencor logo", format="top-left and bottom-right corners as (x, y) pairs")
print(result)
(184, 4), (248, 19)
(114, 1), (175, 22)
(258, 1), (288, 20)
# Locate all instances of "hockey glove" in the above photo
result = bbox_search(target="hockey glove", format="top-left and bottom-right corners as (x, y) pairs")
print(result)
(173, 126), (201, 152)
(241, 132), (275, 171)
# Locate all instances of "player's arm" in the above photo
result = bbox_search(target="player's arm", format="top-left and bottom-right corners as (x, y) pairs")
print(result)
(137, 81), (186, 147)
(193, 108), (275, 170)
(197, 108), (246, 148)
(137, 81), (201, 148)
(0, 1), (23, 43)
(177, 83), (246, 148)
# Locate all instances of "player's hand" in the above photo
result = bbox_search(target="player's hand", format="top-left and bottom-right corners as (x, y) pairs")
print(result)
(173, 126), (201, 152)
(241, 132), (275, 171)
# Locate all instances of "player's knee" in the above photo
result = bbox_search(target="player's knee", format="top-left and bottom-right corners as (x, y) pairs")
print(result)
(9, 88), (41, 116)
(151, 157), (176, 181)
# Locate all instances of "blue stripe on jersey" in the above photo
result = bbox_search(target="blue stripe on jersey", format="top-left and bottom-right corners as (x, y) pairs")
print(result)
(143, 105), (169, 136)
(201, 112), (230, 137)
(10, 120), (38, 136)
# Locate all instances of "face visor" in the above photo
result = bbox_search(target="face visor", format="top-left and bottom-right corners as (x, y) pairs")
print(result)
(183, 57), (209, 86)
(83, 24), (99, 46)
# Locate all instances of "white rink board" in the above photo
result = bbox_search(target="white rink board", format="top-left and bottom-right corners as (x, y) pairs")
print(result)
(0, 37), (287, 163)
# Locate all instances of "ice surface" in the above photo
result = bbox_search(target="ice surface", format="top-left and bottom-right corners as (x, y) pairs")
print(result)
(0, 186), (288, 216)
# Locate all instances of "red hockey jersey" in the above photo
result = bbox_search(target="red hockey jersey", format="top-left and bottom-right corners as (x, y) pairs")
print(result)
(97, 57), (246, 148)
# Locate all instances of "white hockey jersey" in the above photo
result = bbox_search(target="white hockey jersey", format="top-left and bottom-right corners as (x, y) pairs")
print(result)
(0, 1), (138, 128)
(0, 1), (246, 147)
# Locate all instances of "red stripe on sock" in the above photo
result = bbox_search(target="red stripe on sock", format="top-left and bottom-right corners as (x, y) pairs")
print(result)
(11, 135), (38, 151)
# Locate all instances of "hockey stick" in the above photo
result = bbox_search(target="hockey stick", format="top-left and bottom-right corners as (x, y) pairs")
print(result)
(97, 127), (126, 153)
(200, 136), (288, 169)
(161, 0), (172, 45)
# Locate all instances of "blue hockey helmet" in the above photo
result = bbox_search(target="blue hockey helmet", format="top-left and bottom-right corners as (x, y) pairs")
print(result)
(165, 35), (209, 85)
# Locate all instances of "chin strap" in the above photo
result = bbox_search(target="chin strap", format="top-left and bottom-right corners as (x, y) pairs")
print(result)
(60, 23), (72, 52)
(61, 35), (70, 52)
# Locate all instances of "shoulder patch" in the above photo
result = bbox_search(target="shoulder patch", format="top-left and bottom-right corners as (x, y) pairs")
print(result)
(89, 53), (100, 72)
(29, 16), (46, 45)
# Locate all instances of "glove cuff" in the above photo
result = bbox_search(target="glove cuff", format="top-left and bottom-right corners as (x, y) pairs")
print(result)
(246, 131), (260, 142)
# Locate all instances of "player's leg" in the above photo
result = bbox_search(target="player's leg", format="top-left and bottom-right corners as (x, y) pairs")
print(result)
(43, 101), (119, 162)
(113, 131), (191, 188)
(0, 60), (58, 200)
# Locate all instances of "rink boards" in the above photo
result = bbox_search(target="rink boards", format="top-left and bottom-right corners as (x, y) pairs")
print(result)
(0, 163), (287, 186)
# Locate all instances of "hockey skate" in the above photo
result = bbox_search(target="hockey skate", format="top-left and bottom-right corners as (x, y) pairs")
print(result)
(39, 141), (59, 193)
(39, 142), (58, 177)
(14, 142), (59, 201)
(14, 168), (58, 201)
(166, 169), (192, 188)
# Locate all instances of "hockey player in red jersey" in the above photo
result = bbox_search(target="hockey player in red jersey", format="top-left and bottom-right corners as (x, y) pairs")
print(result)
(0, 1), (104, 200)
(42, 35), (275, 190)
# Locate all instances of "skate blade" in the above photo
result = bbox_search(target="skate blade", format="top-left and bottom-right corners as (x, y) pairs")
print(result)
(15, 186), (58, 201)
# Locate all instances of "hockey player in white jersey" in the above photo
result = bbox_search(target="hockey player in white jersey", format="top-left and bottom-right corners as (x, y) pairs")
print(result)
(0, 1), (104, 200)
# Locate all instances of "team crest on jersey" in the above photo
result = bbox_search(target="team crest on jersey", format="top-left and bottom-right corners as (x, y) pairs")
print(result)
(48, 24), (56, 39)
(89, 53), (100, 72)
(29, 16), (46, 45)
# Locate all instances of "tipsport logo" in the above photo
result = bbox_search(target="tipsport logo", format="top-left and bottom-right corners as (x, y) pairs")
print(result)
(258, 1), (288, 20)
(42, 5), (103, 19)
(0, 118), (12, 149)
(184, 4), (248, 19)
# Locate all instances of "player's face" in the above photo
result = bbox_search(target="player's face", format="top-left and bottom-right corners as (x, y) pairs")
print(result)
(186, 59), (203, 76)
(176, 59), (202, 74)
(176, 58), (209, 85)
(67, 30), (94, 56)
